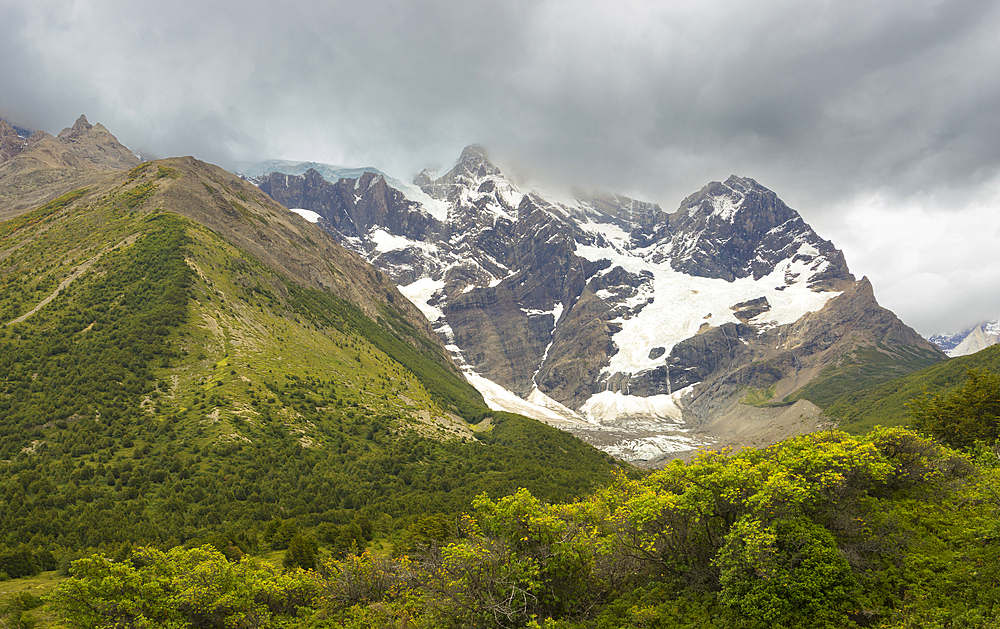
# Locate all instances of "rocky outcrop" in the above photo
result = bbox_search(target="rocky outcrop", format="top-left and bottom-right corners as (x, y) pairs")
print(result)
(0, 119), (26, 164)
(53, 115), (139, 170)
(258, 169), (443, 244)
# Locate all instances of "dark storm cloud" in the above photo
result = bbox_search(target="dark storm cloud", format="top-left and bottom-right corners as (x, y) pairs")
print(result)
(3, 0), (999, 334)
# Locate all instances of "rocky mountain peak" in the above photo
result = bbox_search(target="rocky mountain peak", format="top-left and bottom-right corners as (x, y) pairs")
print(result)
(663, 175), (852, 286)
(722, 174), (761, 194)
(57, 114), (93, 142)
(676, 175), (777, 223)
(453, 144), (499, 179)
(418, 145), (505, 201)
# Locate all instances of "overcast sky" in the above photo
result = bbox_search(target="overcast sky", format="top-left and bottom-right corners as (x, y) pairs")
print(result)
(2, 0), (999, 335)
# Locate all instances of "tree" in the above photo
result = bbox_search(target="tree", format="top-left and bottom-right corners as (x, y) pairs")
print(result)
(717, 517), (855, 629)
(909, 368), (1000, 449)
(284, 533), (319, 570)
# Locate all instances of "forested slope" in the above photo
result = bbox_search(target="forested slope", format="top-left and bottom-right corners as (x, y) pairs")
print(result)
(21, 428), (1000, 629)
(0, 160), (620, 584)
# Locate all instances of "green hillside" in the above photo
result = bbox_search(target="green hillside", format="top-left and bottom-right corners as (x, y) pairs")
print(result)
(785, 341), (944, 410)
(818, 344), (1000, 434)
(0, 165), (620, 582)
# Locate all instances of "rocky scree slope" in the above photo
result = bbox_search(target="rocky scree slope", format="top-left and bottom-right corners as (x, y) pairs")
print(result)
(250, 147), (944, 463)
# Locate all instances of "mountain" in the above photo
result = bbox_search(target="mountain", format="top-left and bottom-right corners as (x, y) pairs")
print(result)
(929, 319), (1000, 357)
(0, 118), (619, 562)
(0, 114), (140, 220)
(0, 118), (29, 163)
(245, 146), (944, 463)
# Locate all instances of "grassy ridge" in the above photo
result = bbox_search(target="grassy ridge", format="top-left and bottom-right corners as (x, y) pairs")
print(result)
(822, 344), (1000, 434)
(286, 282), (489, 422)
(785, 342), (944, 409)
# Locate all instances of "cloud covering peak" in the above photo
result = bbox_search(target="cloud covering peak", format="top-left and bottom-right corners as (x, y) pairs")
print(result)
(2, 0), (999, 335)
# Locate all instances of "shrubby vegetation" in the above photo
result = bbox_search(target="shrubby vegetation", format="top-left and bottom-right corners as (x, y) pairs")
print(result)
(37, 427), (1000, 628)
(52, 545), (319, 628)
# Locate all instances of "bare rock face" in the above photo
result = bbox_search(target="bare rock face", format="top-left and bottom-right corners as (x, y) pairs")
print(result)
(732, 296), (771, 322)
(0, 119), (27, 163)
(56, 114), (93, 141)
(257, 169), (443, 261)
(54, 115), (139, 170)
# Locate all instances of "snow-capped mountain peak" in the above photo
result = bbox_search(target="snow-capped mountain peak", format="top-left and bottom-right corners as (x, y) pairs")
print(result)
(248, 147), (937, 463)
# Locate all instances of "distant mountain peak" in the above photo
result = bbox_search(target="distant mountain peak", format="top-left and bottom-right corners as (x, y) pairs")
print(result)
(447, 144), (502, 181)
(929, 318), (1000, 356)
(57, 114), (93, 141)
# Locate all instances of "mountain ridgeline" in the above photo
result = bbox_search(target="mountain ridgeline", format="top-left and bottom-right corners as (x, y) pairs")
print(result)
(250, 146), (944, 462)
(0, 119), (620, 567)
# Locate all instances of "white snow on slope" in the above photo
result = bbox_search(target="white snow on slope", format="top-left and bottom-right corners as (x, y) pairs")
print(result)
(398, 277), (445, 322)
(462, 371), (587, 425)
(531, 302), (565, 387)
(370, 228), (439, 254)
(581, 388), (691, 425)
(710, 194), (743, 221)
(392, 181), (450, 221)
(455, 176), (522, 223)
(603, 434), (706, 459)
(289, 208), (321, 223)
(574, 240), (840, 376)
(526, 386), (585, 422)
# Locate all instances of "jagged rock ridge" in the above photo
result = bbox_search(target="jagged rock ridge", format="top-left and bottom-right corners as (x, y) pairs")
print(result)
(0, 114), (139, 219)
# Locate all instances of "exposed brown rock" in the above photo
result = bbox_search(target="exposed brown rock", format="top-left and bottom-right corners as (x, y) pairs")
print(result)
(0, 115), (139, 219)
